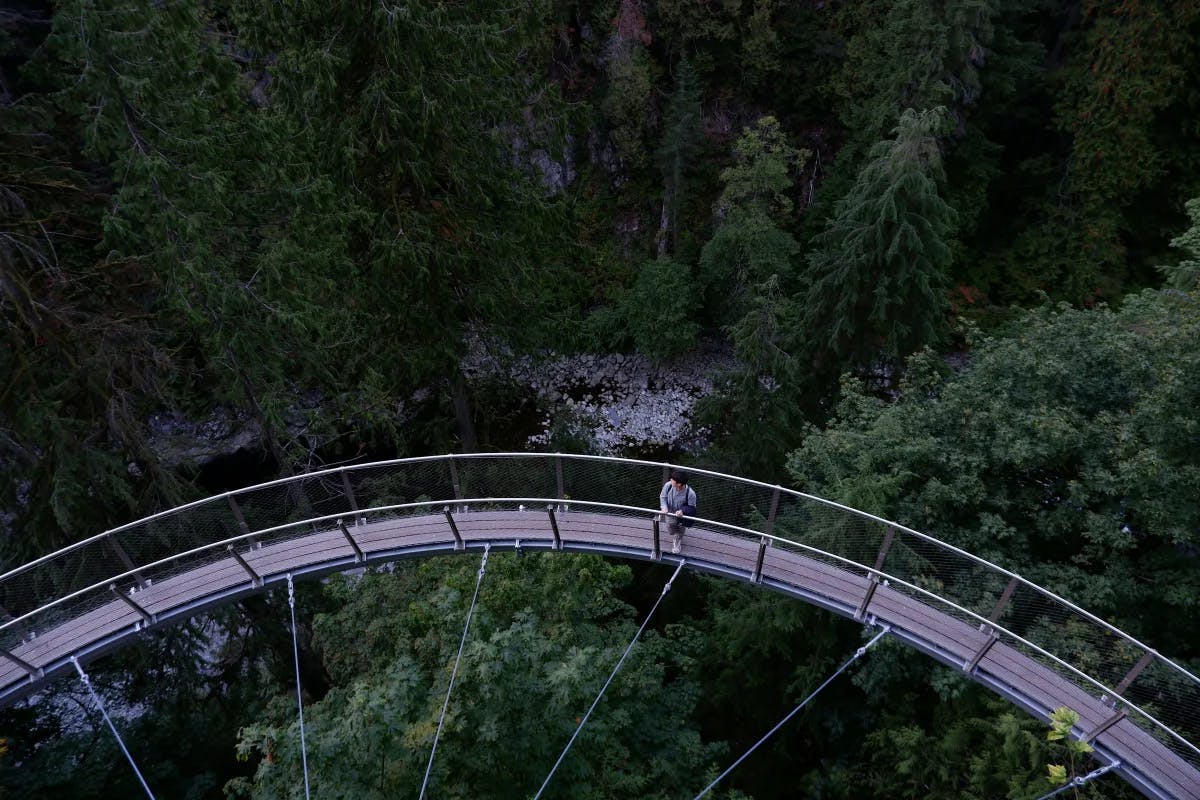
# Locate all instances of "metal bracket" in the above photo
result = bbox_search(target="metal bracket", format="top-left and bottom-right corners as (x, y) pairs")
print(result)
(763, 488), (781, 538)
(1103, 651), (1156, 705)
(110, 582), (153, 625)
(751, 536), (768, 584)
(988, 576), (1021, 624)
(854, 573), (881, 621)
(105, 535), (149, 588)
(341, 469), (359, 512)
(227, 545), (262, 587)
(227, 495), (251, 535)
(0, 646), (38, 676)
(444, 506), (464, 550)
(547, 506), (562, 550)
(873, 527), (896, 572)
(337, 519), (365, 562)
(1084, 708), (1128, 743)
(964, 627), (1000, 674)
(0, 604), (31, 643)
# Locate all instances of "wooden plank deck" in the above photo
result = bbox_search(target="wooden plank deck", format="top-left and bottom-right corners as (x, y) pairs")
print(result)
(1, 509), (1196, 799)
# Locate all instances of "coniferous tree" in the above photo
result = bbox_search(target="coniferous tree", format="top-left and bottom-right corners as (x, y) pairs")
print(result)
(698, 117), (807, 477)
(1159, 198), (1200, 292)
(801, 107), (955, 372)
(656, 58), (703, 255)
(829, 0), (997, 174)
(699, 116), (805, 324)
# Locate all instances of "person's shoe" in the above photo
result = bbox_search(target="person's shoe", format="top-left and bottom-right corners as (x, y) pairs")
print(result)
(672, 539), (681, 554)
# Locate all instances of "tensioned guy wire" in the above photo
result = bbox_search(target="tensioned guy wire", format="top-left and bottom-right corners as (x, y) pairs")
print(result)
(419, 545), (491, 800)
(287, 575), (311, 800)
(532, 559), (688, 800)
(71, 657), (156, 800)
(1032, 760), (1121, 800)
(692, 624), (892, 800)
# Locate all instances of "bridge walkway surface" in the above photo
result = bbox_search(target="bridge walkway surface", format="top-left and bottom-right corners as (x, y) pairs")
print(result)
(2, 507), (1198, 800)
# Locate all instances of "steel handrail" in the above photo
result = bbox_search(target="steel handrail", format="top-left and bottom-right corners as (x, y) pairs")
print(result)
(3, 494), (1195, 763)
(2, 453), (1196, 761)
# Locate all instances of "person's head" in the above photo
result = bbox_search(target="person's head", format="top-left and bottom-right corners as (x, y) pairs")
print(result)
(669, 469), (689, 489)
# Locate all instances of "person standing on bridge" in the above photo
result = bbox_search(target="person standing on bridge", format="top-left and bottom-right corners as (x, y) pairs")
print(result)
(659, 469), (697, 554)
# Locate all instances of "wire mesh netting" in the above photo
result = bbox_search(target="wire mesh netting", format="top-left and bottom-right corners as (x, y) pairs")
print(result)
(0, 453), (1196, 774)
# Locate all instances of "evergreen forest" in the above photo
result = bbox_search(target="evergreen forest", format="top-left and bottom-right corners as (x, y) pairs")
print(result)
(2, 1), (1200, 798)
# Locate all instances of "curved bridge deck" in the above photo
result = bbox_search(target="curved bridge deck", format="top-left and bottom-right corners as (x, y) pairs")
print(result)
(2, 507), (1198, 800)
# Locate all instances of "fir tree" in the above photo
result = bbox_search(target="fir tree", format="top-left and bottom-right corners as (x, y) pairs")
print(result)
(1159, 197), (1200, 292)
(656, 58), (703, 255)
(699, 116), (806, 324)
(801, 107), (955, 371)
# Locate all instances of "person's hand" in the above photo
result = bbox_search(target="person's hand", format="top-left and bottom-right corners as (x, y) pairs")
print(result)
(675, 510), (683, 517)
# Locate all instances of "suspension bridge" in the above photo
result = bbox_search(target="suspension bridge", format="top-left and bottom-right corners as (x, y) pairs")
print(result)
(1, 453), (1197, 798)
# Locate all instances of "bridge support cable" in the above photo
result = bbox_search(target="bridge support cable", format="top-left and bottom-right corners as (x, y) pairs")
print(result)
(532, 560), (688, 800)
(70, 657), (156, 800)
(286, 575), (312, 800)
(1032, 760), (1121, 800)
(691, 624), (891, 800)
(419, 545), (491, 800)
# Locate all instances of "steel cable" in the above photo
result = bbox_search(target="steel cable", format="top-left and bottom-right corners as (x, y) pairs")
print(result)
(419, 545), (491, 800)
(1031, 760), (1121, 800)
(692, 624), (891, 800)
(532, 559), (687, 800)
(287, 575), (311, 800)
(71, 657), (156, 800)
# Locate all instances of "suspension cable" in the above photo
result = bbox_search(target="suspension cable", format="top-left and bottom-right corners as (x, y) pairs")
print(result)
(287, 574), (311, 800)
(1032, 760), (1121, 800)
(419, 544), (491, 800)
(532, 559), (688, 800)
(692, 624), (892, 800)
(70, 657), (156, 800)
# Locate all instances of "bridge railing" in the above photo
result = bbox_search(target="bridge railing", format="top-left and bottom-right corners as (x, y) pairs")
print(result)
(0, 453), (1197, 770)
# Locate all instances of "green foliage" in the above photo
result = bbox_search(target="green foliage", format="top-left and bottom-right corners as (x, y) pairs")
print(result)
(1045, 706), (1093, 787)
(1052, 2), (1200, 282)
(1159, 197), (1200, 291)
(788, 289), (1200, 652)
(832, 0), (997, 150)
(801, 107), (955, 370)
(228, 555), (723, 799)
(657, 58), (703, 254)
(620, 256), (700, 360)
(699, 116), (805, 324)
(700, 275), (805, 479)
(602, 38), (657, 170)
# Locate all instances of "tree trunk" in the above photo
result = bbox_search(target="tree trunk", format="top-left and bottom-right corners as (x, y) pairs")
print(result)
(451, 369), (478, 452)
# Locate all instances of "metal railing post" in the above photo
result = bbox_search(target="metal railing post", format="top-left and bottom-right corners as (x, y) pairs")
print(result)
(448, 458), (463, 502)
(651, 516), (661, 561)
(988, 576), (1021, 624)
(751, 536), (768, 584)
(764, 488), (781, 537)
(443, 506), (464, 551)
(340, 469), (359, 513)
(105, 535), (148, 588)
(0, 646), (38, 676)
(227, 545), (262, 587)
(1104, 651), (1156, 705)
(855, 528), (896, 621)
(110, 583), (153, 625)
(227, 495), (251, 536)
(547, 506), (562, 550)
(555, 454), (565, 501)
(337, 520), (365, 562)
